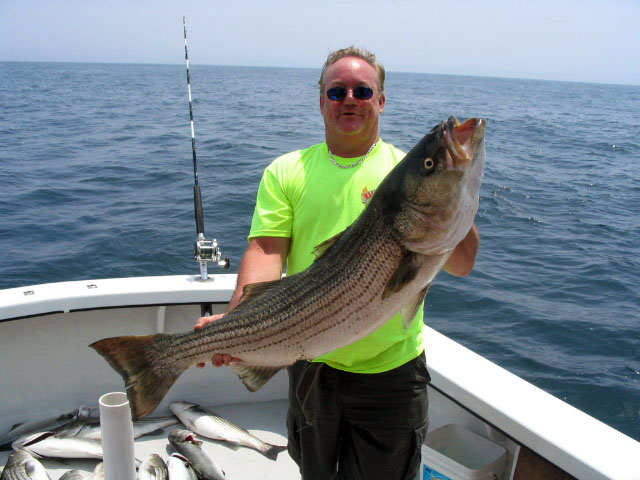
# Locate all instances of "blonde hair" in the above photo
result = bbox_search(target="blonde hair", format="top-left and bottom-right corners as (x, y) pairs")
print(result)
(318, 46), (386, 93)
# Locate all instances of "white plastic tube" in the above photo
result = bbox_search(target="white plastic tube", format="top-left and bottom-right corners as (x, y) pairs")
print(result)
(99, 392), (137, 480)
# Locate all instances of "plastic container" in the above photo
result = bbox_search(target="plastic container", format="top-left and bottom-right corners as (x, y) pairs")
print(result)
(420, 424), (507, 480)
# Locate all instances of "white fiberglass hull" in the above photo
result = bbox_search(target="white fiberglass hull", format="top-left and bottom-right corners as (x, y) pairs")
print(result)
(0, 275), (638, 480)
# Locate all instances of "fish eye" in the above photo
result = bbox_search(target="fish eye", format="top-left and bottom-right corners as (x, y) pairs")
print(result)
(423, 157), (436, 171)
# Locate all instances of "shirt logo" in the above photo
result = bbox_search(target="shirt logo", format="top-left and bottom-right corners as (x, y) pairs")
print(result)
(361, 186), (375, 205)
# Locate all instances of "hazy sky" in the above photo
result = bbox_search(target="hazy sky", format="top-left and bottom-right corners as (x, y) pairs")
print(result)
(1, 0), (638, 85)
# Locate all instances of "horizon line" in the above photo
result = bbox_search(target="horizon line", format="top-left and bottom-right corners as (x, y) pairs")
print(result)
(1, 59), (638, 88)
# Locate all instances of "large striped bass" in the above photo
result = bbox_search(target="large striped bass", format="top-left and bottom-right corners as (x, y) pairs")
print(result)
(90, 116), (486, 420)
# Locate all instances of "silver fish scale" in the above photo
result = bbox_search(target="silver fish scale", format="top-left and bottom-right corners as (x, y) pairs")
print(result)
(150, 199), (407, 368)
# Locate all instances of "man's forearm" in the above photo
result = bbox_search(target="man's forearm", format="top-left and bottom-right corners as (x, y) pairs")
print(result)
(227, 236), (290, 312)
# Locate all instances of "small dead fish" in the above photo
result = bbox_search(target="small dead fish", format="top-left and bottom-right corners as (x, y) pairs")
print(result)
(166, 454), (197, 480)
(12, 434), (144, 467)
(59, 471), (87, 480)
(12, 433), (102, 460)
(138, 454), (167, 480)
(0, 450), (50, 480)
(170, 402), (286, 460)
(0, 410), (79, 451)
(168, 430), (225, 480)
(54, 416), (178, 441)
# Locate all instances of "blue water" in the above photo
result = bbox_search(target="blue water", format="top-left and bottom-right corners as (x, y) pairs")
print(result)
(1, 62), (639, 441)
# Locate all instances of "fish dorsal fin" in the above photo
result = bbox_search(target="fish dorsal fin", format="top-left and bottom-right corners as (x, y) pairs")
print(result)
(312, 229), (348, 259)
(236, 280), (283, 307)
(231, 365), (283, 392)
(401, 284), (430, 330)
(382, 251), (421, 299)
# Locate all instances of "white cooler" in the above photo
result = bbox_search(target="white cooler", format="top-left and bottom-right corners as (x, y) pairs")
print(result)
(420, 424), (507, 480)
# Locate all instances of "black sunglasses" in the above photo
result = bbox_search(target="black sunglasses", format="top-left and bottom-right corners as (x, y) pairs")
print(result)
(326, 86), (374, 101)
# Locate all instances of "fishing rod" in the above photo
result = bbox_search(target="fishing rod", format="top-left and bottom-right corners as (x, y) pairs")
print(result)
(183, 16), (229, 284)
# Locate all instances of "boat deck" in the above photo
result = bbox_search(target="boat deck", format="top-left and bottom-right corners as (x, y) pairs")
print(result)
(0, 399), (299, 480)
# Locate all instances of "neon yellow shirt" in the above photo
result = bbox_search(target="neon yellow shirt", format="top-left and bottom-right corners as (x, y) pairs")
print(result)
(248, 140), (426, 373)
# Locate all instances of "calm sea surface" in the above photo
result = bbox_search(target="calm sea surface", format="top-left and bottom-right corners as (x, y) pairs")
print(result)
(1, 62), (638, 441)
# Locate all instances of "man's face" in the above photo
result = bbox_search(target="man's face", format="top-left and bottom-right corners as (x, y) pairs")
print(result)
(320, 56), (386, 141)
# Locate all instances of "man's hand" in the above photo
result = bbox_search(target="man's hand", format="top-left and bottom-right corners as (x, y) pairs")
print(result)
(193, 237), (289, 369)
(194, 313), (241, 368)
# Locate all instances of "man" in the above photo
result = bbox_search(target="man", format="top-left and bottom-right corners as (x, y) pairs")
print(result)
(195, 47), (479, 479)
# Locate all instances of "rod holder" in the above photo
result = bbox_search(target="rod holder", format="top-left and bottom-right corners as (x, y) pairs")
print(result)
(99, 392), (137, 480)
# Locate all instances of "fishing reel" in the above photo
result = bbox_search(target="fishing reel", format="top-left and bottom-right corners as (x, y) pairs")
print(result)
(195, 233), (230, 281)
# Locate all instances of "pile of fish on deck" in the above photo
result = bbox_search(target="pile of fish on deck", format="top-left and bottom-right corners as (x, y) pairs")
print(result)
(0, 401), (287, 480)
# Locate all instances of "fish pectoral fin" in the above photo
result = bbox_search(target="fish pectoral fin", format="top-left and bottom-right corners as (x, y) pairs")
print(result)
(231, 365), (284, 392)
(9, 422), (24, 431)
(312, 229), (347, 259)
(400, 284), (430, 330)
(382, 252), (421, 299)
(236, 280), (283, 307)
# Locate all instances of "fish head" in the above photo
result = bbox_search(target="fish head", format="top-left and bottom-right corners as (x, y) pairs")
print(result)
(5, 451), (49, 478)
(380, 116), (486, 255)
(4, 449), (39, 467)
(169, 429), (202, 446)
(11, 431), (55, 453)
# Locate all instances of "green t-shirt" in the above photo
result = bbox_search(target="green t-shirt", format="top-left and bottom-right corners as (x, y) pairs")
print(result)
(248, 140), (426, 373)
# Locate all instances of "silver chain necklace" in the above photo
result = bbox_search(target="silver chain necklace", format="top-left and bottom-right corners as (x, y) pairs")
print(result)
(328, 141), (377, 169)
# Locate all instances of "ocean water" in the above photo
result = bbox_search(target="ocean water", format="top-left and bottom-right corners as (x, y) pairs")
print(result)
(0, 62), (638, 441)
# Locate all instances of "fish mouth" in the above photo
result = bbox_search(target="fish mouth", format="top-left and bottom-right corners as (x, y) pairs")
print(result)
(443, 116), (486, 168)
(19, 431), (56, 447)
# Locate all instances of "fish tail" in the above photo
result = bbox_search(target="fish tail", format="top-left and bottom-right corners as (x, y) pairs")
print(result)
(90, 335), (187, 420)
(263, 444), (288, 461)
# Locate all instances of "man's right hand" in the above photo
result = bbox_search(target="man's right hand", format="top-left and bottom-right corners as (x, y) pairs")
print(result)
(194, 313), (240, 368)
(193, 237), (289, 369)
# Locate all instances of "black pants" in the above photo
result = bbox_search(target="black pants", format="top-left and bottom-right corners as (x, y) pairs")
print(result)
(286, 353), (430, 480)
